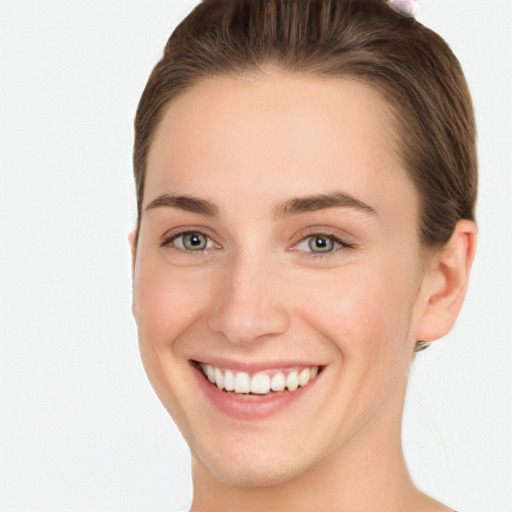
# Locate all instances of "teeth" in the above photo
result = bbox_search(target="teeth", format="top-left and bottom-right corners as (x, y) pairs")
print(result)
(205, 364), (215, 383)
(224, 370), (235, 391)
(271, 372), (286, 392)
(298, 368), (311, 386)
(200, 364), (320, 395)
(286, 371), (299, 391)
(250, 373), (271, 394)
(214, 367), (224, 389)
(235, 372), (251, 393)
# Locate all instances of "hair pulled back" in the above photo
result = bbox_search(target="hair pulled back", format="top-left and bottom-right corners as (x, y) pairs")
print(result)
(134, 0), (477, 251)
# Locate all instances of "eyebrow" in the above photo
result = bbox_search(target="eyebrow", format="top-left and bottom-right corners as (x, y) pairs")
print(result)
(272, 191), (377, 219)
(143, 190), (376, 219)
(144, 193), (219, 217)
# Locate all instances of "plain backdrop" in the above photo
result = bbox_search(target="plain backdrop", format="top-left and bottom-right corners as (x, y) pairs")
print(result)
(1, 1), (511, 511)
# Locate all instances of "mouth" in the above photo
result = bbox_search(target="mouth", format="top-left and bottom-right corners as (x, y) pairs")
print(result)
(193, 361), (322, 397)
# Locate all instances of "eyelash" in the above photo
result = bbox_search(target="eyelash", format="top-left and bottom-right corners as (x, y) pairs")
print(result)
(160, 230), (354, 259)
(292, 231), (355, 260)
(160, 230), (218, 253)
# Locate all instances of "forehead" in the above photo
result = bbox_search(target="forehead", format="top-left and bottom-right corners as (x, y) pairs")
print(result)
(145, 73), (417, 220)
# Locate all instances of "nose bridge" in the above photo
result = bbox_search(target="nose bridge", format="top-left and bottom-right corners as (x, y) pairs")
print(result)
(207, 246), (290, 345)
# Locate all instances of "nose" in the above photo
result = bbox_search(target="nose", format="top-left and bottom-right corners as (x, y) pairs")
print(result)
(207, 253), (290, 346)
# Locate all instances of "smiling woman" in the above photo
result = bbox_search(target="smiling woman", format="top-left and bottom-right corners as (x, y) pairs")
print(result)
(130, 1), (477, 511)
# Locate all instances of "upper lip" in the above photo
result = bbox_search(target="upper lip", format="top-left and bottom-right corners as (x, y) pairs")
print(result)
(190, 357), (324, 373)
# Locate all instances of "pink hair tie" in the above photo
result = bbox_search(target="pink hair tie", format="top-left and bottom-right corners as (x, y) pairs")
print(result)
(387, 0), (418, 18)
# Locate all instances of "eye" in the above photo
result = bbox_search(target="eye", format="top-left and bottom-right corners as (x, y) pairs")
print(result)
(161, 231), (215, 251)
(294, 233), (353, 254)
(307, 235), (336, 253)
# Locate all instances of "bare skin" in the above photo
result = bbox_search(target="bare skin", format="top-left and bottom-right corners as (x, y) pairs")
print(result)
(132, 73), (475, 511)
(191, 372), (451, 512)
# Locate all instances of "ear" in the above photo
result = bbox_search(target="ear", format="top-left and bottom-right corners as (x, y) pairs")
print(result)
(414, 220), (477, 342)
(128, 230), (137, 276)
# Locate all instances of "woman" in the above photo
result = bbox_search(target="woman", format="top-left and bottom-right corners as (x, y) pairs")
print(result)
(130, 0), (477, 510)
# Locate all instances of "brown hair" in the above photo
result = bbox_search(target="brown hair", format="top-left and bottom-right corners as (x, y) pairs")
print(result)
(133, 0), (477, 248)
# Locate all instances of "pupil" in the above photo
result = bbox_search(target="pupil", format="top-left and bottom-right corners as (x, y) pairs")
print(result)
(184, 232), (206, 250)
(309, 236), (333, 253)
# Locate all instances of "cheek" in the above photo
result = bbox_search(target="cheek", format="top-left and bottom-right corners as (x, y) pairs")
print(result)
(296, 262), (418, 358)
(132, 258), (217, 423)
(133, 258), (213, 348)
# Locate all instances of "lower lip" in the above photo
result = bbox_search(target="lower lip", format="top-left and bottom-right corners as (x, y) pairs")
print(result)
(192, 364), (320, 421)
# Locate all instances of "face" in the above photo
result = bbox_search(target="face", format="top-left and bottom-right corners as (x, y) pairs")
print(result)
(132, 75), (427, 487)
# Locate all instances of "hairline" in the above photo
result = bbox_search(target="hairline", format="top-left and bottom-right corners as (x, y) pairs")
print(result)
(135, 68), (408, 241)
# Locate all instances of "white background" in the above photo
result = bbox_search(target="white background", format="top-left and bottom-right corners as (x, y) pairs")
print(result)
(1, 1), (511, 511)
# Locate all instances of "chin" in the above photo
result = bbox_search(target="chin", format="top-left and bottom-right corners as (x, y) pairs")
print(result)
(204, 456), (307, 489)
(191, 435), (316, 489)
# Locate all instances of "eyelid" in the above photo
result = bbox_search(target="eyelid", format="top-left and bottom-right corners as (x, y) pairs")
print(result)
(290, 229), (356, 254)
(159, 227), (221, 251)
(158, 226), (355, 256)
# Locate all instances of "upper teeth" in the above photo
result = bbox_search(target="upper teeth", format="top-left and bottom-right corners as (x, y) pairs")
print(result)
(200, 364), (319, 394)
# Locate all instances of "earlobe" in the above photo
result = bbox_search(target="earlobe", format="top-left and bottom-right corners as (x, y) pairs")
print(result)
(414, 220), (477, 343)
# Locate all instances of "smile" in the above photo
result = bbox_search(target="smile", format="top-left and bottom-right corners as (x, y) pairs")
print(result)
(198, 363), (320, 396)
(192, 360), (325, 420)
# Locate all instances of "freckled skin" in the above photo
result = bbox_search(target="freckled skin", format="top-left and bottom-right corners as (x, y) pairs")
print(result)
(132, 75), (462, 512)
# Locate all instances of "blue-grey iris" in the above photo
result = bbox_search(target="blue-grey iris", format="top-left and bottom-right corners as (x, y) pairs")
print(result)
(183, 232), (208, 250)
(308, 235), (334, 253)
